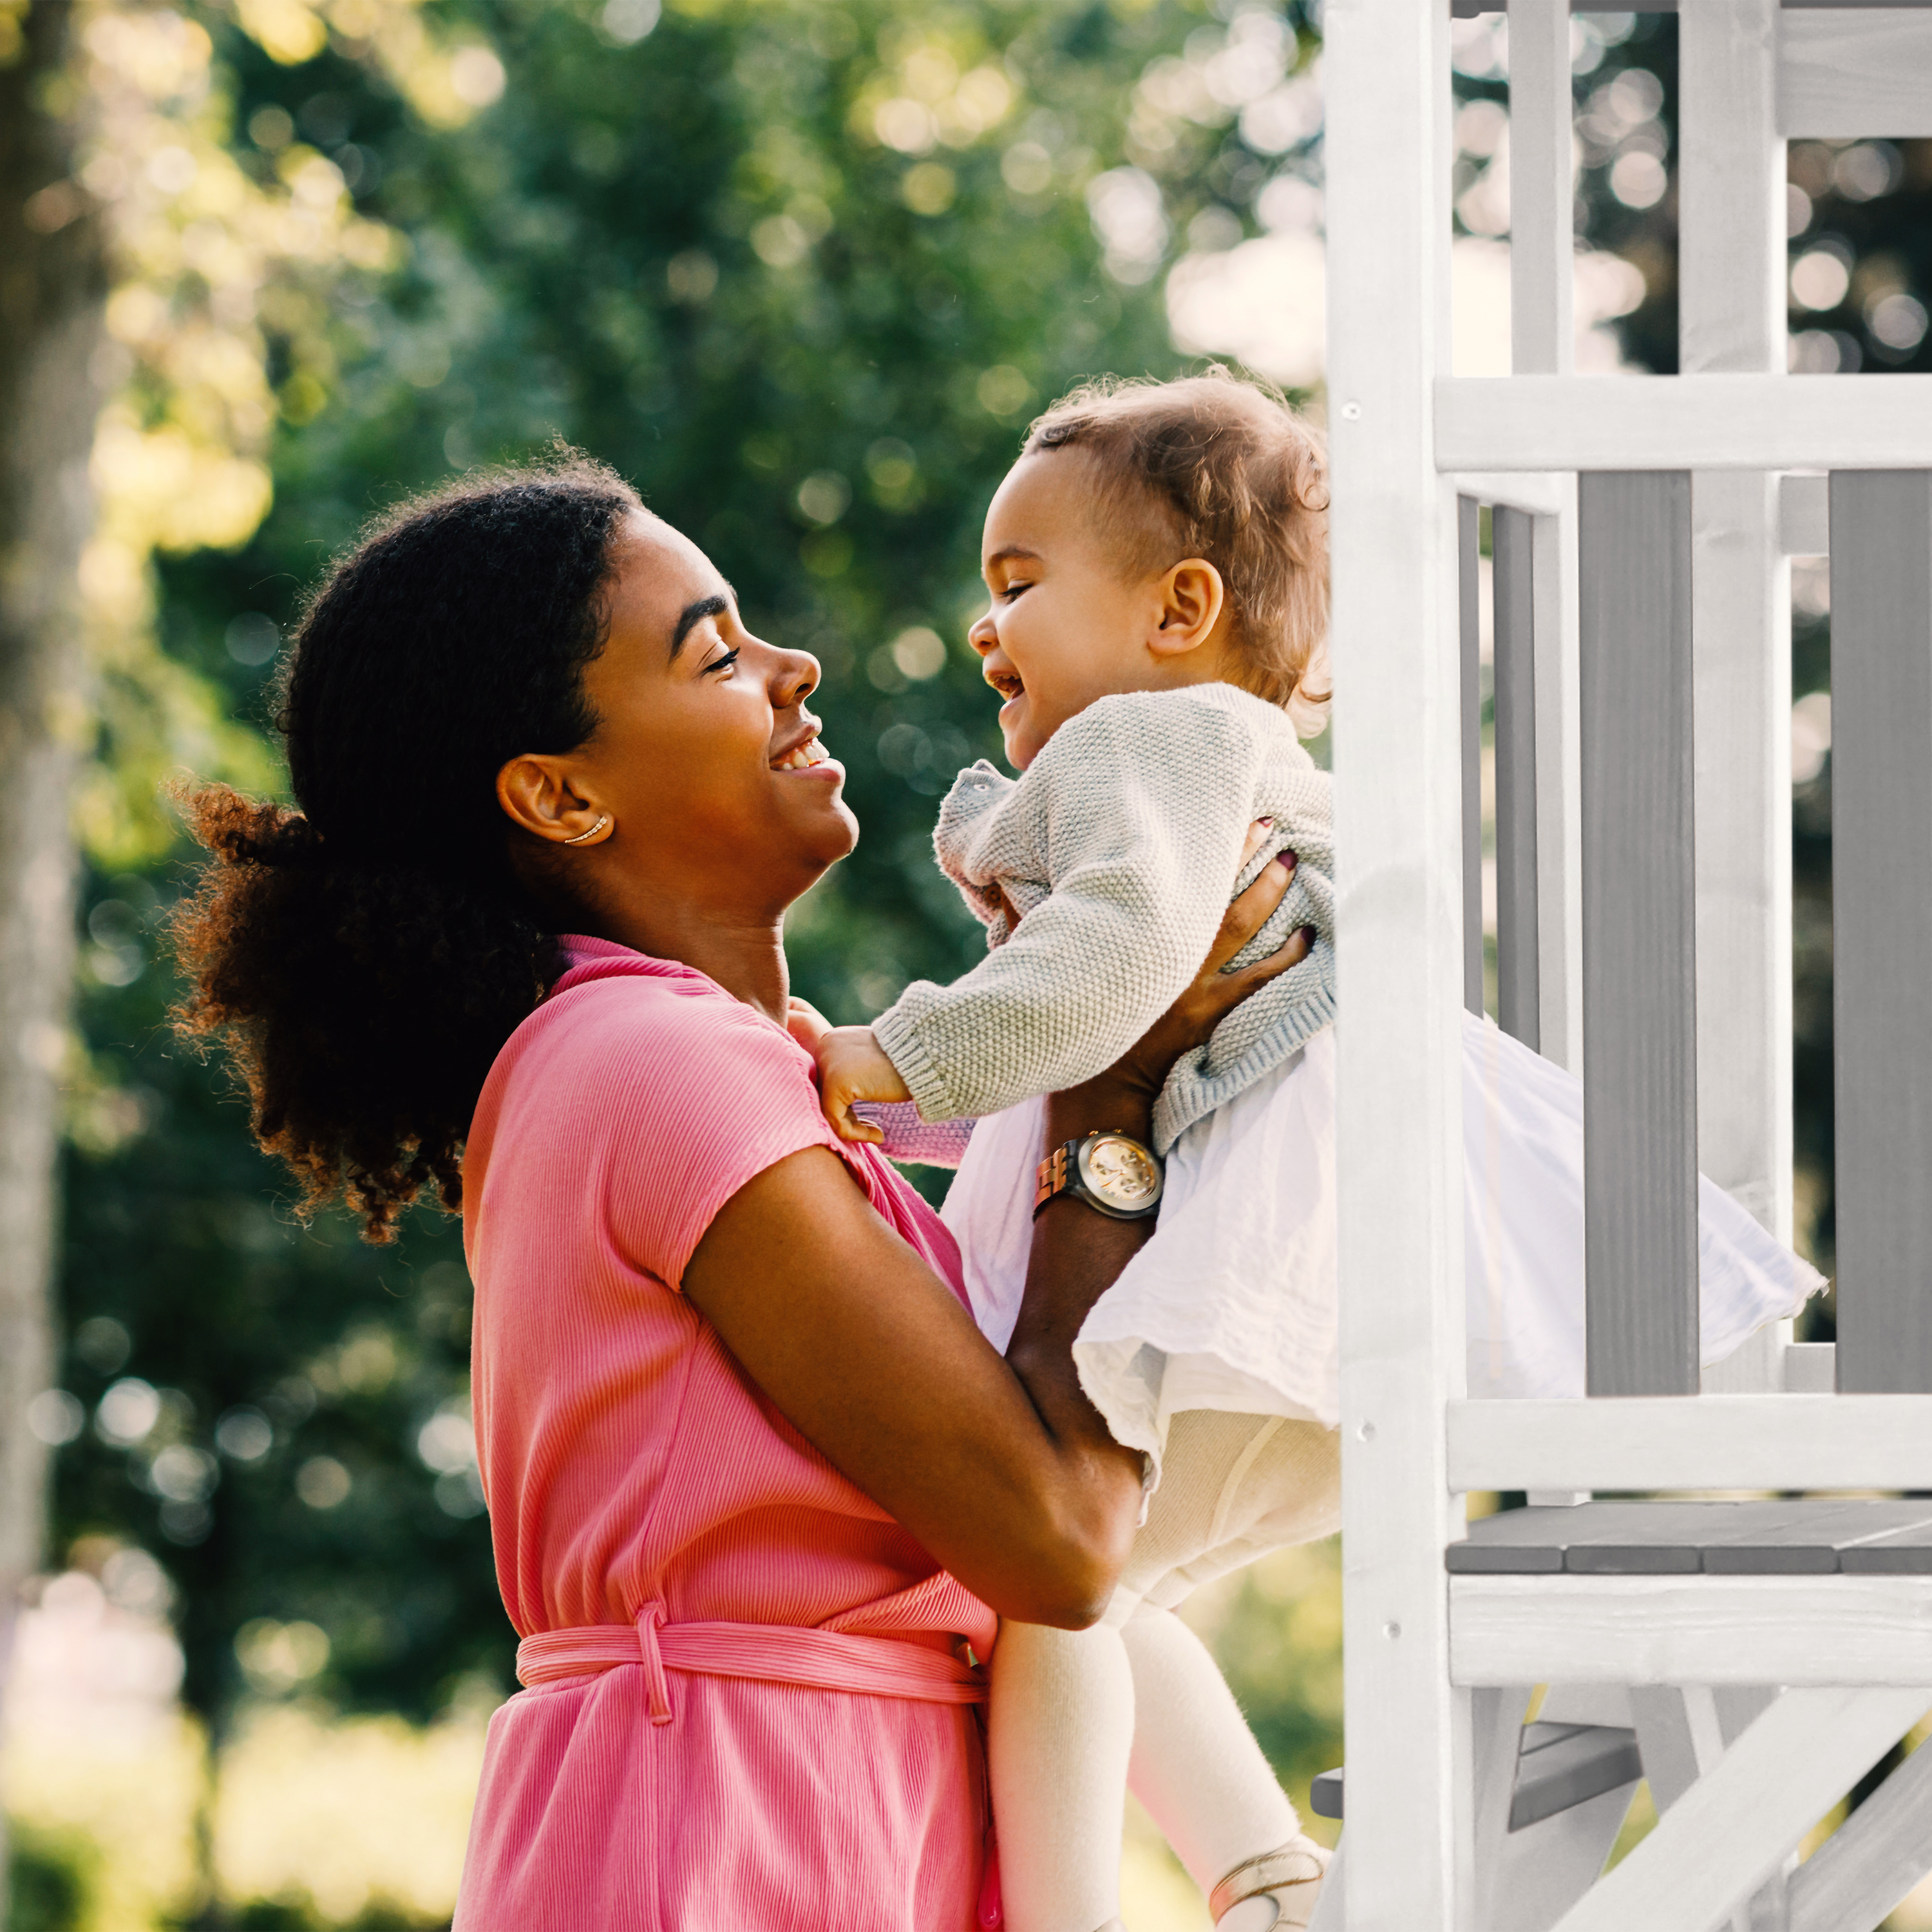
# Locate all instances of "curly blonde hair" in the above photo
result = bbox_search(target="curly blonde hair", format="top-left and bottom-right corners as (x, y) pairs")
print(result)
(1023, 367), (1331, 735)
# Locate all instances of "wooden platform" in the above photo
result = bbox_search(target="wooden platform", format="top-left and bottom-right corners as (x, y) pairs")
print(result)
(1448, 1501), (1932, 1576)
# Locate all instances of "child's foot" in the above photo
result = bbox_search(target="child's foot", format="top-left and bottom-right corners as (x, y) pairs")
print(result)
(1209, 1836), (1329, 1930)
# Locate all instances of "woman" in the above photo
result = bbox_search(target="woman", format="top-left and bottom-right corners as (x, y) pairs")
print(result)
(171, 455), (1305, 1931)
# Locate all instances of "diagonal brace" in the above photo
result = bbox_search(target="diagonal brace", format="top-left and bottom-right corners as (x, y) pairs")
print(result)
(1790, 1724), (1932, 1932)
(1550, 1687), (1932, 1932)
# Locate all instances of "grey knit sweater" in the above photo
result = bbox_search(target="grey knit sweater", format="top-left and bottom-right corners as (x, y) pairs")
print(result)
(871, 683), (1335, 1155)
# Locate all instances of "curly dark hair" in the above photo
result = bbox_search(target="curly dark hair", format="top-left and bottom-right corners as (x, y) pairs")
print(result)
(171, 453), (644, 1242)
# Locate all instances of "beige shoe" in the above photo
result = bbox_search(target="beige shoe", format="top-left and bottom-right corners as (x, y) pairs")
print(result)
(1208, 1837), (1330, 1930)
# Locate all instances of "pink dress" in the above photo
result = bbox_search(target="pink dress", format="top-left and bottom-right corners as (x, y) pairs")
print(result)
(453, 937), (999, 1932)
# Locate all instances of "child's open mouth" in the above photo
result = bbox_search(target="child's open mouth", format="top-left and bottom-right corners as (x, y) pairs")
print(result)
(988, 670), (1024, 704)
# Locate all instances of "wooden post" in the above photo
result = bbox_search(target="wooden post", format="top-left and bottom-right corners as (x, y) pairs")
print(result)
(1508, 0), (1584, 1074)
(1830, 471), (1932, 1395)
(1493, 506), (1540, 1050)
(1578, 471), (1700, 1399)
(1461, 495), (1486, 1019)
(1327, 0), (1470, 1922)
(1681, 0), (1797, 1399)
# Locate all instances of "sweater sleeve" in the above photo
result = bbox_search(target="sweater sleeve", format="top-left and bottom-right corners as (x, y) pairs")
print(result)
(873, 693), (1265, 1121)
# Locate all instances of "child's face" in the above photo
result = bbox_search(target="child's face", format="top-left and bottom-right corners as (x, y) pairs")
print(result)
(970, 450), (1215, 770)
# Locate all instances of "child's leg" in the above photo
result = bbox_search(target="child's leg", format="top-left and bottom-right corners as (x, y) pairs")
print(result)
(1120, 1604), (1298, 1895)
(987, 1618), (1135, 1932)
(1109, 1412), (1341, 1927)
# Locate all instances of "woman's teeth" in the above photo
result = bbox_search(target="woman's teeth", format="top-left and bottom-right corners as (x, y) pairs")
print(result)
(773, 739), (829, 771)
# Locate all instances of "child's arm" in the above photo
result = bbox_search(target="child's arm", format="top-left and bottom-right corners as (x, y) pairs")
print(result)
(873, 694), (1269, 1124)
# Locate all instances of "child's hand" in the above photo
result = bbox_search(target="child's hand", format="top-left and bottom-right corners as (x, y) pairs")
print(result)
(786, 996), (834, 1054)
(815, 1026), (912, 1144)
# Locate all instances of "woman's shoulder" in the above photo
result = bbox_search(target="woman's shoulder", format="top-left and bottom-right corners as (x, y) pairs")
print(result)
(480, 949), (819, 1144)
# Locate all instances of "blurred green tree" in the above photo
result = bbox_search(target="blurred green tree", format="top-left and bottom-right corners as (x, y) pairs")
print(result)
(41, 0), (1334, 1897)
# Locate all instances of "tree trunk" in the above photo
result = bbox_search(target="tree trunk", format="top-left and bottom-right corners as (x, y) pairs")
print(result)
(0, 0), (106, 1909)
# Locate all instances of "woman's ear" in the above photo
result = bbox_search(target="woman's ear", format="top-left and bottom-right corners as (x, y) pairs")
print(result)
(1149, 558), (1227, 659)
(497, 754), (604, 846)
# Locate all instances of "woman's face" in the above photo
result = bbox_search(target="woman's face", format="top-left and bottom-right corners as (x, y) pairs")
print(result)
(540, 511), (857, 910)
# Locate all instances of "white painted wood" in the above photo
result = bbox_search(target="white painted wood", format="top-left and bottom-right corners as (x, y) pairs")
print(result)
(1446, 1394), (1932, 1493)
(1538, 1685), (1636, 1728)
(1436, 375), (1932, 472)
(1691, 473), (1795, 1268)
(1780, 11), (1932, 138)
(1679, 3), (1796, 1340)
(1446, 472), (1567, 517)
(1787, 1722), (1932, 1932)
(1471, 1685), (1535, 1931)
(1783, 1341), (1835, 1392)
(1532, 486), (1582, 1074)
(1325, 0), (1468, 1924)
(1779, 474), (1829, 556)
(1545, 1689), (1930, 1932)
(1490, 1783), (1638, 1932)
(1307, 1835), (1346, 1932)
(1451, 1574), (1932, 1685)
(1507, 0), (1573, 378)
(1629, 1683), (1722, 1813)
(1681, 0), (1785, 380)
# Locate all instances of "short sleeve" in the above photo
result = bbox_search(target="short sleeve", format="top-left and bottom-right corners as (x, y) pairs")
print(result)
(582, 985), (843, 1291)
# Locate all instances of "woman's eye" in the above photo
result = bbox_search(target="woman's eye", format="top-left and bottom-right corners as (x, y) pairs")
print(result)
(705, 648), (740, 676)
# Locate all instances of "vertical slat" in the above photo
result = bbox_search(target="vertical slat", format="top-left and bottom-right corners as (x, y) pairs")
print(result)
(1493, 506), (1540, 1049)
(1461, 494), (1485, 1017)
(1505, 0), (1574, 379)
(1532, 488), (1584, 1073)
(1830, 470), (1932, 1394)
(1327, 0), (1469, 1922)
(1578, 471), (1700, 1397)
(1681, 0), (1797, 1400)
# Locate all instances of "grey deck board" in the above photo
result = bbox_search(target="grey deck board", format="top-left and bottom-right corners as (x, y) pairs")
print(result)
(1829, 471), (1932, 1394)
(1449, 1501), (1932, 1574)
(1578, 471), (1700, 1397)
(1493, 504), (1540, 1050)
(1461, 495), (1485, 1019)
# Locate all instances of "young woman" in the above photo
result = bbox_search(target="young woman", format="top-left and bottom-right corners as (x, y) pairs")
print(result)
(170, 455), (1306, 1932)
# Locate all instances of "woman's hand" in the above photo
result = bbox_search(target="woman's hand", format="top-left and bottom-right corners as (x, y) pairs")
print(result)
(1072, 820), (1312, 1120)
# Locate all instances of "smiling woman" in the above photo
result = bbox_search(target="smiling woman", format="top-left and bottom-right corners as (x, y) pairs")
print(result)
(166, 453), (1300, 1931)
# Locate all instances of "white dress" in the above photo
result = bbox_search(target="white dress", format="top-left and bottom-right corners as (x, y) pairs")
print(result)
(941, 1011), (1825, 1487)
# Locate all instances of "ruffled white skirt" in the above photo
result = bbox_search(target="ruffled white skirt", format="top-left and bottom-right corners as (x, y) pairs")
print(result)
(940, 1012), (1824, 1486)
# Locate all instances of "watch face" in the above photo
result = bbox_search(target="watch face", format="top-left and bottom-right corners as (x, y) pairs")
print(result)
(1080, 1134), (1162, 1211)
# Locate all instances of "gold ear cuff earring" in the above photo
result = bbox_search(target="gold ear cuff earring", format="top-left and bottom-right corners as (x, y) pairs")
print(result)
(562, 815), (611, 846)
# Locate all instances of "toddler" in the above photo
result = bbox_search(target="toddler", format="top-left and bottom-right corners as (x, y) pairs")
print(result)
(811, 372), (1823, 1932)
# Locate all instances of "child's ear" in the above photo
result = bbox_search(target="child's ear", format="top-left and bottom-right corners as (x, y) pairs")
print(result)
(1150, 558), (1227, 659)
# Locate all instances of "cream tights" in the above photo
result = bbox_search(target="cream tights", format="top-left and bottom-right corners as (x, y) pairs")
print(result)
(987, 1412), (1339, 1932)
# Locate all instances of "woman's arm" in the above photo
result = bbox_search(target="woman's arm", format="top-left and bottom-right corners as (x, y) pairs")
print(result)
(683, 843), (1307, 1628)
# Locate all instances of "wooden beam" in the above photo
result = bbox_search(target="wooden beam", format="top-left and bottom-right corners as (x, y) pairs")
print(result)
(1788, 1723), (1932, 1932)
(1437, 375), (1932, 473)
(1446, 1393), (1932, 1493)
(1546, 1689), (1931, 1932)
(1493, 506), (1539, 1049)
(1781, 10), (1932, 138)
(1830, 473), (1932, 1393)
(1461, 496), (1484, 1020)
(1452, 1574), (1932, 1685)
(1325, 1), (1468, 1925)
(1578, 474), (1699, 1396)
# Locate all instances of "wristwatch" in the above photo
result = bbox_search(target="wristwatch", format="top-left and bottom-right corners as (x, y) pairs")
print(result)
(1034, 1130), (1165, 1221)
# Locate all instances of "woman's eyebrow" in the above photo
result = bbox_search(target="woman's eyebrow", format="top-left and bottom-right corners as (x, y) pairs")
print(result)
(670, 589), (734, 659)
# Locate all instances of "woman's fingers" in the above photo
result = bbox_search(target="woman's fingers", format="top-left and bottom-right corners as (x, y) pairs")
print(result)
(1202, 845), (1297, 976)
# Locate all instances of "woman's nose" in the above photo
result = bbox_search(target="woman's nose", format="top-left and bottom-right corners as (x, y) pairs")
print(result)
(773, 646), (820, 709)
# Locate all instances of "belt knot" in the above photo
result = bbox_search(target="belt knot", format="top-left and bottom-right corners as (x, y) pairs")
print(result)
(636, 1601), (673, 1725)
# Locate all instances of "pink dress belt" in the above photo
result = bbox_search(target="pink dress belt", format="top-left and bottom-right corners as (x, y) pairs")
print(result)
(515, 1601), (987, 1725)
